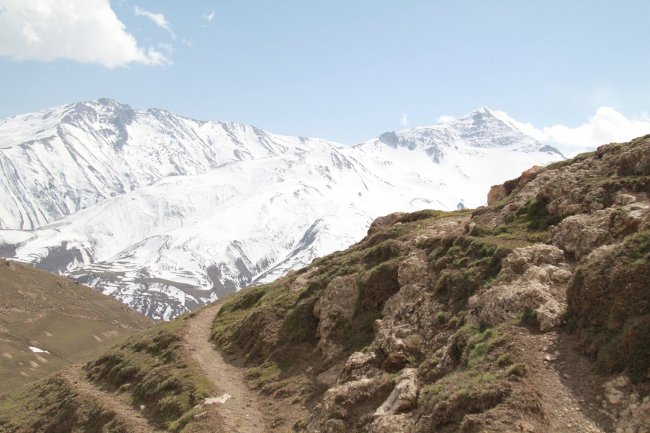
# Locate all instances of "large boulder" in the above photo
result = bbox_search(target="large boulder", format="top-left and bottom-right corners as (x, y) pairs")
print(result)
(553, 198), (649, 259)
(374, 368), (419, 416)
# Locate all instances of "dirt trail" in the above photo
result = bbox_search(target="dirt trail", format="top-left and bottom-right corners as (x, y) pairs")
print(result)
(62, 366), (163, 433)
(513, 329), (612, 433)
(183, 304), (267, 433)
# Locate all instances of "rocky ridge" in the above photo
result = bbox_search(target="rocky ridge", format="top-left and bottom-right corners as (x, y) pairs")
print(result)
(209, 135), (650, 432)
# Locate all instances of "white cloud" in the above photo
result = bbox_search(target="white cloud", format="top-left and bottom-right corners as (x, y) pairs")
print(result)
(494, 107), (650, 156)
(202, 11), (216, 22)
(0, 0), (168, 68)
(400, 113), (409, 127)
(437, 115), (456, 124)
(134, 6), (175, 39)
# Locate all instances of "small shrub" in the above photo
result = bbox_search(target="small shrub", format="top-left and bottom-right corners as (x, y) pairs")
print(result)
(519, 307), (539, 328)
(436, 312), (449, 325)
(496, 353), (513, 367)
(505, 363), (527, 377)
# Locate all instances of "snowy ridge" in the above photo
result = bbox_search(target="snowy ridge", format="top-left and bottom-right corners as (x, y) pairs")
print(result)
(0, 100), (562, 319)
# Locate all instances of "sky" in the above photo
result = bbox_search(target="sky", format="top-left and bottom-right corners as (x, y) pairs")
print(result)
(1, 0), (649, 154)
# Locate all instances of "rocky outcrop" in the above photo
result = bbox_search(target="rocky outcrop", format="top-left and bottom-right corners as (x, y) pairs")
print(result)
(208, 135), (650, 433)
(487, 165), (543, 205)
(552, 197), (649, 259)
(313, 275), (360, 358)
(367, 212), (406, 235)
(374, 368), (418, 415)
(602, 376), (650, 433)
(469, 244), (572, 331)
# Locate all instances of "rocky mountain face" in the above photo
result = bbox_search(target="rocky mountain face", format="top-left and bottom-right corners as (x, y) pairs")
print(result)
(0, 136), (647, 433)
(207, 136), (650, 432)
(0, 101), (561, 320)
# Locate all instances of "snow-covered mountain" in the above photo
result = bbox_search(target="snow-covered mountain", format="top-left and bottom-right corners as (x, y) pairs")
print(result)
(0, 100), (562, 319)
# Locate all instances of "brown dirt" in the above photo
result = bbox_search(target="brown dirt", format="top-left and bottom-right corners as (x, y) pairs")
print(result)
(182, 304), (267, 433)
(512, 328), (614, 433)
(182, 303), (311, 432)
(61, 365), (163, 433)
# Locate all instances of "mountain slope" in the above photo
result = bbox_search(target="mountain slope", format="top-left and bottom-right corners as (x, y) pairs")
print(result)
(1, 135), (648, 433)
(0, 101), (562, 319)
(206, 135), (649, 432)
(0, 259), (151, 395)
(0, 98), (300, 230)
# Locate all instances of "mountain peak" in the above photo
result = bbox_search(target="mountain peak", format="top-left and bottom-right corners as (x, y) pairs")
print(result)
(473, 106), (497, 116)
(372, 106), (549, 157)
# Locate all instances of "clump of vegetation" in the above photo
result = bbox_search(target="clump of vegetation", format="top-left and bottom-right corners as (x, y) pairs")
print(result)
(496, 353), (513, 367)
(566, 230), (650, 382)
(84, 318), (211, 431)
(436, 311), (449, 325)
(245, 362), (282, 389)
(0, 376), (127, 433)
(464, 327), (506, 368)
(428, 236), (505, 311)
(505, 363), (527, 377)
(519, 307), (540, 328)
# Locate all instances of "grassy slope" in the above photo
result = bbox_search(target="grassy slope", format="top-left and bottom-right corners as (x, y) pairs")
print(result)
(0, 376), (130, 433)
(84, 316), (214, 432)
(0, 259), (152, 395)
(0, 313), (216, 432)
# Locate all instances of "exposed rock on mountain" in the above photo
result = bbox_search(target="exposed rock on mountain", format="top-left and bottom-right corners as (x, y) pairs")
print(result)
(0, 100), (561, 319)
(207, 135), (649, 432)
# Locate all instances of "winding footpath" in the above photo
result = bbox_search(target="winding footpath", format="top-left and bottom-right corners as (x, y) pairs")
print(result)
(182, 304), (267, 433)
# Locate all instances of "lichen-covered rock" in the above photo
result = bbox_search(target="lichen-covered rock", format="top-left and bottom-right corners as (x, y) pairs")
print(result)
(344, 351), (377, 373)
(469, 244), (571, 331)
(616, 397), (650, 433)
(314, 275), (359, 358)
(601, 376), (650, 433)
(374, 368), (418, 415)
(367, 414), (415, 433)
(397, 252), (428, 287)
(553, 200), (649, 259)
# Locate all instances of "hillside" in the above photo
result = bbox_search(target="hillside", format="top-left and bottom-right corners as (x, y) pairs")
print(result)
(0, 100), (561, 319)
(0, 259), (151, 395)
(1, 136), (648, 433)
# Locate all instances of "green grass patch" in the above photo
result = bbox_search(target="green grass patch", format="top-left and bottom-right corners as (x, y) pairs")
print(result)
(0, 376), (127, 433)
(84, 318), (211, 432)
